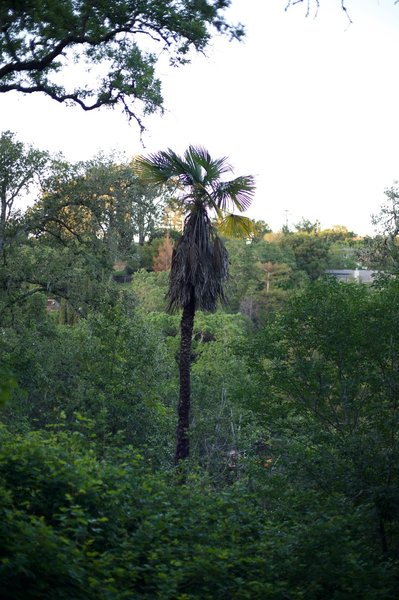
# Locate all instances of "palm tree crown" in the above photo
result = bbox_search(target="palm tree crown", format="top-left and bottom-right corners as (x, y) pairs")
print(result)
(137, 145), (255, 312)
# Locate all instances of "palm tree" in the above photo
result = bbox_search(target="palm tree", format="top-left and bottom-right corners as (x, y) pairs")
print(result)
(136, 146), (255, 463)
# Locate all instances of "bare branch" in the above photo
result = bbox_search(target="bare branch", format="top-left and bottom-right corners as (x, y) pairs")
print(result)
(286, 0), (354, 21)
(341, 0), (353, 25)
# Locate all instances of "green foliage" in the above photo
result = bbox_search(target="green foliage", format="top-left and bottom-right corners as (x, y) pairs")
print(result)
(294, 217), (321, 234)
(0, 130), (48, 243)
(0, 1), (244, 126)
(223, 239), (294, 322)
(358, 186), (399, 272)
(0, 146), (173, 324)
(249, 219), (272, 241)
(326, 241), (359, 269)
(281, 229), (331, 281)
(1, 295), (175, 457)
(248, 278), (399, 557)
(32, 153), (167, 261)
(190, 313), (259, 475)
(252, 237), (297, 267)
(131, 269), (169, 312)
(0, 424), (395, 600)
(3, 132), (399, 597)
(0, 366), (16, 406)
(0, 131), (51, 322)
(224, 239), (261, 313)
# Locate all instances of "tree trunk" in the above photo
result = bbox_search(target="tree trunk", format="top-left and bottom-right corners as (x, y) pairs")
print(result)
(175, 291), (196, 463)
(0, 189), (7, 254)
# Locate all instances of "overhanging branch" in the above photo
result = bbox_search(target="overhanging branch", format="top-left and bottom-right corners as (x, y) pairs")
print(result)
(0, 81), (146, 128)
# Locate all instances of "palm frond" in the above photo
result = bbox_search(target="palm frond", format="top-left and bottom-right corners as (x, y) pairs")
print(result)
(213, 175), (255, 212)
(183, 147), (206, 185)
(185, 146), (232, 186)
(135, 149), (196, 188)
(217, 214), (255, 239)
(135, 153), (171, 186)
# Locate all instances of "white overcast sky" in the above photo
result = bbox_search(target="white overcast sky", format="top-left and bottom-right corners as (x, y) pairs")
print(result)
(1, 0), (399, 235)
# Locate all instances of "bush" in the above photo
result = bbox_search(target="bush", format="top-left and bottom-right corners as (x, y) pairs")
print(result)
(0, 425), (396, 599)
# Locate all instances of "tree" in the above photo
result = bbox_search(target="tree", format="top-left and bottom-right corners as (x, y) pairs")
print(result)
(69, 155), (167, 252)
(281, 219), (331, 281)
(250, 278), (399, 556)
(137, 146), (255, 463)
(0, 143), (171, 326)
(0, 132), (53, 324)
(153, 233), (173, 271)
(0, 1), (244, 129)
(31, 153), (167, 261)
(0, 130), (48, 252)
(362, 186), (399, 272)
(248, 219), (271, 242)
(320, 224), (356, 243)
(294, 217), (321, 235)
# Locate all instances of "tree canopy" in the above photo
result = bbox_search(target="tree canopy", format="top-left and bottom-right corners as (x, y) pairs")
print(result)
(0, 1), (244, 129)
(0, 130), (48, 251)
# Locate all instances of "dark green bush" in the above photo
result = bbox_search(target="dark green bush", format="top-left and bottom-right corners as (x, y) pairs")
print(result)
(0, 425), (395, 600)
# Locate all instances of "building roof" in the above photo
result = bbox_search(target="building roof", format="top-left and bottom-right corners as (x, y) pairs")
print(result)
(325, 269), (378, 283)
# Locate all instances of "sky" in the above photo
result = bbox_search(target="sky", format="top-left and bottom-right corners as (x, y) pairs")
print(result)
(1, 0), (399, 235)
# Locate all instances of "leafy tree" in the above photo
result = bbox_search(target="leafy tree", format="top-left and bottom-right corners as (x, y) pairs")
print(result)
(0, 132), (53, 324)
(249, 278), (399, 557)
(326, 240), (359, 269)
(254, 233), (297, 266)
(281, 224), (331, 281)
(0, 366), (16, 407)
(7, 153), (169, 319)
(0, 1), (244, 129)
(153, 233), (173, 271)
(33, 154), (166, 259)
(223, 238), (296, 321)
(223, 239), (262, 314)
(320, 224), (356, 243)
(129, 269), (167, 311)
(1, 291), (176, 454)
(294, 217), (321, 234)
(189, 312), (258, 475)
(319, 225), (361, 270)
(137, 146), (255, 463)
(359, 186), (399, 272)
(0, 130), (48, 252)
(81, 155), (167, 251)
(239, 219), (271, 243)
(258, 261), (290, 292)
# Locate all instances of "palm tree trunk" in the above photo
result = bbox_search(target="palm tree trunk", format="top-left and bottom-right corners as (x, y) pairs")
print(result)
(0, 188), (7, 254)
(175, 291), (196, 463)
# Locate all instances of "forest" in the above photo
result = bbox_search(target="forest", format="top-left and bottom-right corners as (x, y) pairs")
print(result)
(1, 0), (399, 598)
(0, 132), (399, 599)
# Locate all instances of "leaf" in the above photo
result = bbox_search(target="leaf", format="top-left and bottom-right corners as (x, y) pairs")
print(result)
(217, 214), (255, 239)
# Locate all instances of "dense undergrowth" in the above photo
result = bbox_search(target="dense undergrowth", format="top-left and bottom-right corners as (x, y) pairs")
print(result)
(1, 277), (399, 598)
